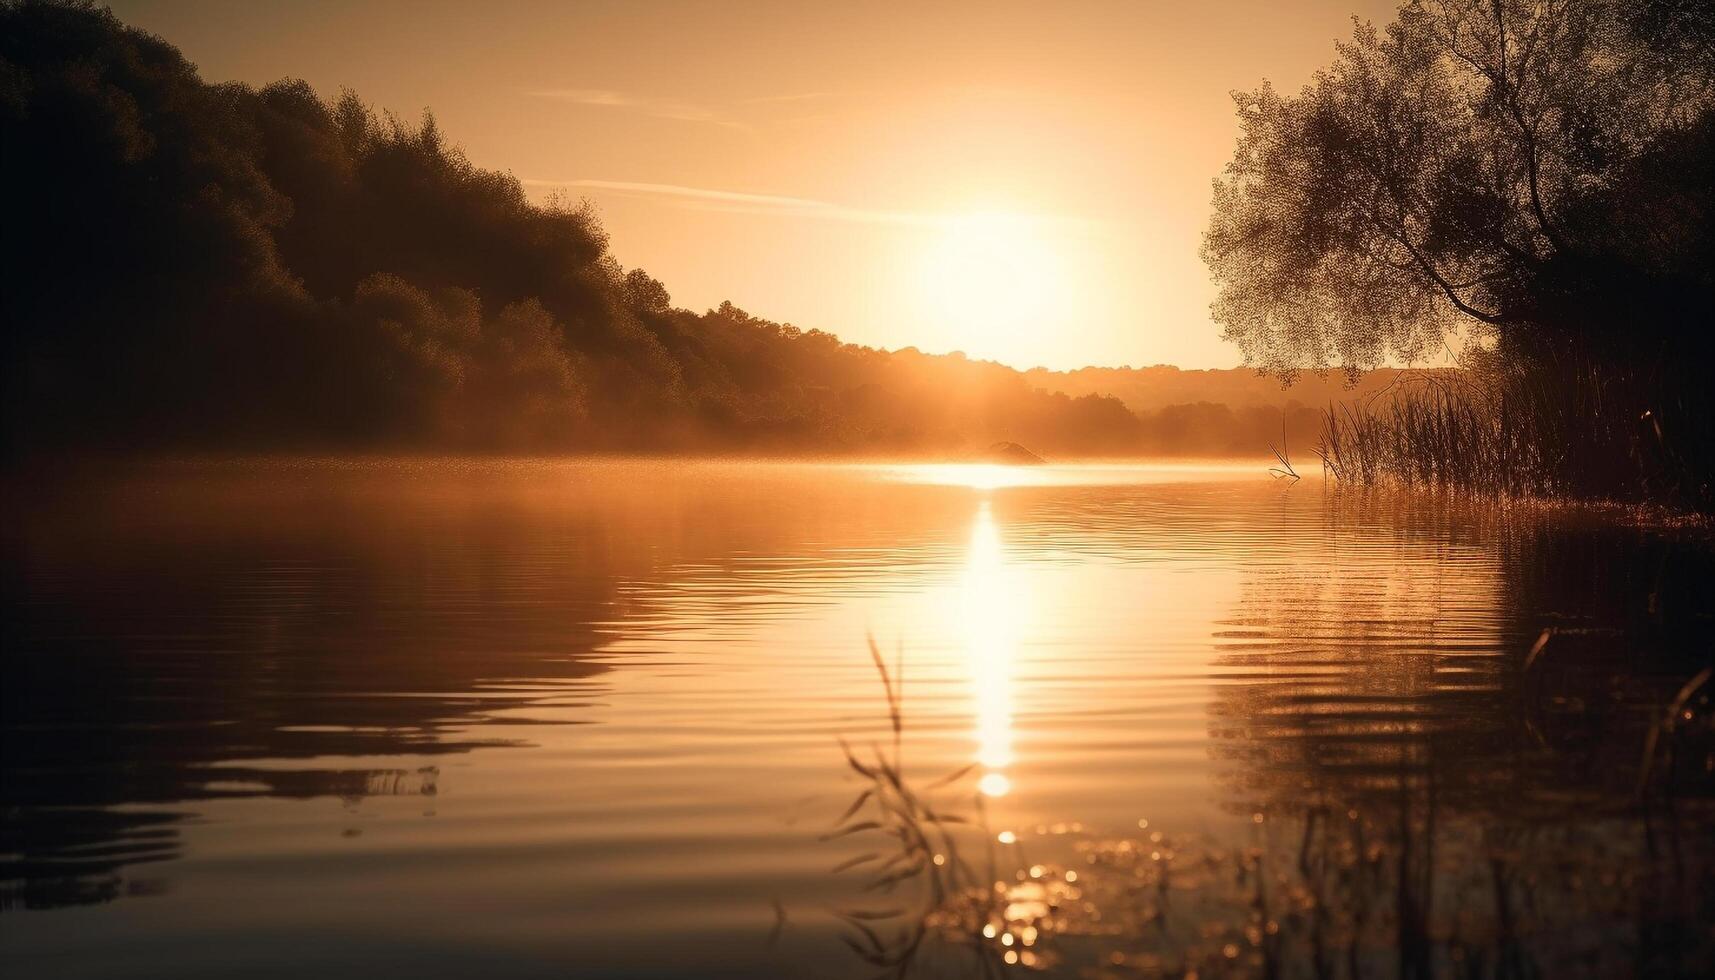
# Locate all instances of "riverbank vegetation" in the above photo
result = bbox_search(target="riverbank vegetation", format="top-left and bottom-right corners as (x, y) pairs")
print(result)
(1205, 0), (1715, 510)
(1315, 352), (1714, 500)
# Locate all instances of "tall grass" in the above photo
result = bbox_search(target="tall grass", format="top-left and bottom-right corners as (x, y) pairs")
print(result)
(1315, 355), (1713, 508)
(822, 637), (1009, 976)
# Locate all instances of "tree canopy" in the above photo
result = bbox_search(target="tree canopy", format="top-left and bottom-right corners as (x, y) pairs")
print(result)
(1203, 0), (1715, 377)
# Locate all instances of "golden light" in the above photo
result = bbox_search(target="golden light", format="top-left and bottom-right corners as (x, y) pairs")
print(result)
(959, 500), (1024, 797)
(919, 213), (1070, 352)
(883, 463), (1055, 489)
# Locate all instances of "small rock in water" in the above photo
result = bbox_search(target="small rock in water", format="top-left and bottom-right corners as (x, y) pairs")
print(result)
(982, 442), (1045, 465)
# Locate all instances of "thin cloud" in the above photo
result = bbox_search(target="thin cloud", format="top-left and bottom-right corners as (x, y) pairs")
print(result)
(524, 178), (1100, 232)
(526, 89), (751, 132)
(524, 178), (939, 226)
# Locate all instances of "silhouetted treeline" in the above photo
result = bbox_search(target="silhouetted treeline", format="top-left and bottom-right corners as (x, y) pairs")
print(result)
(0, 1), (1303, 461)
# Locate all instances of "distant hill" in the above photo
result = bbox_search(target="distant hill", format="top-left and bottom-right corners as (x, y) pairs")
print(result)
(1025, 365), (1426, 416)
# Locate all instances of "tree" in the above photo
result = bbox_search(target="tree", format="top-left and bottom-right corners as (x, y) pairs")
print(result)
(1203, 0), (1715, 378)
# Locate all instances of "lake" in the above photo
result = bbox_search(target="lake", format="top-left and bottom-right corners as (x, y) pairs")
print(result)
(3, 458), (1711, 978)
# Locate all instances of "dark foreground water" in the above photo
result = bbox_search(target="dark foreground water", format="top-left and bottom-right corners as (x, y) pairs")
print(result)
(3, 459), (1712, 978)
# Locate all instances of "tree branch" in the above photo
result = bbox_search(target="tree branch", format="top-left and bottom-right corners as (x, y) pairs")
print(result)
(1366, 210), (1508, 324)
(1490, 0), (1568, 253)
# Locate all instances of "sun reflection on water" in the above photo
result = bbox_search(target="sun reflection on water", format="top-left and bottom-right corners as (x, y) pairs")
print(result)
(960, 500), (1024, 797)
(903, 463), (1043, 490)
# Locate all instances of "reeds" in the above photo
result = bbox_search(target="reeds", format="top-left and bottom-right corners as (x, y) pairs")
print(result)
(822, 636), (1003, 976)
(1267, 417), (1300, 482)
(1315, 383), (1556, 497)
(1314, 356), (1710, 506)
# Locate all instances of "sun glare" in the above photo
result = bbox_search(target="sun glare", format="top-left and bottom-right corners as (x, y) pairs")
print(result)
(920, 213), (1069, 356)
(960, 501), (1022, 797)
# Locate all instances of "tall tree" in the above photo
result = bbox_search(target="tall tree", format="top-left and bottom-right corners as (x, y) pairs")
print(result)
(1203, 0), (1714, 377)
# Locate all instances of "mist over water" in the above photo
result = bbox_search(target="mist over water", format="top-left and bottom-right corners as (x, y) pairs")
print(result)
(3, 459), (1710, 977)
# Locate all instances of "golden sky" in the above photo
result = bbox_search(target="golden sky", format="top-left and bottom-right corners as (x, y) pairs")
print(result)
(111, 0), (1397, 370)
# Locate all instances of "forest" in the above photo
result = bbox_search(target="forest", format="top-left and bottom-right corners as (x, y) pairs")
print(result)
(1, 0), (1348, 462)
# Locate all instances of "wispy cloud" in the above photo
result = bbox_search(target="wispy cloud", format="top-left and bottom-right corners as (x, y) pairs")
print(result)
(526, 89), (751, 132)
(524, 178), (1100, 234)
(523, 178), (941, 226)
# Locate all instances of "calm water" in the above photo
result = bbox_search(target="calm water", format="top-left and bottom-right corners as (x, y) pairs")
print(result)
(3, 459), (1712, 978)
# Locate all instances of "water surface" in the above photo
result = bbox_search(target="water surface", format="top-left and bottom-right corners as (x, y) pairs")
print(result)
(3, 459), (1711, 977)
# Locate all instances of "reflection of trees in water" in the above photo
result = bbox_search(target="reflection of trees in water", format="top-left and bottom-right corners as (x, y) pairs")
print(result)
(3, 461), (987, 911)
(0, 809), (180, 911)
(1204, 492), (1715, 976)
(2, 467), (623, 909)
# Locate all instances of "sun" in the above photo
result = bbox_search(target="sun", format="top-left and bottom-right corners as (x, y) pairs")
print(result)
(918, 212), (1069, 359)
